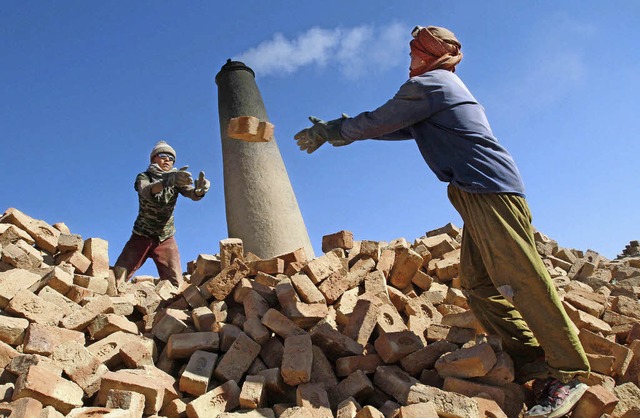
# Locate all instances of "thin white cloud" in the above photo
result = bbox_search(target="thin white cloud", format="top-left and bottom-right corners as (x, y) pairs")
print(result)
(490, 13), (594, 115)
(233, 22), (407, 79)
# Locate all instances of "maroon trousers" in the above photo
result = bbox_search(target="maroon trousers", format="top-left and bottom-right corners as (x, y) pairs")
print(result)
(115, 233), (183, 286)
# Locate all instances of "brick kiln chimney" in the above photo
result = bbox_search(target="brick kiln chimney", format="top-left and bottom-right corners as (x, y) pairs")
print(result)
(215, 59), (315, 259)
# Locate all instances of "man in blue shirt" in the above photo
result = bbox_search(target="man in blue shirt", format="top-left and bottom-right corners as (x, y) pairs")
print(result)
(295, 25), (589, 418)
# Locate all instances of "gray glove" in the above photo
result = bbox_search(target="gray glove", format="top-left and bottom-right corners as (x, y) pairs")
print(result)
(294, 115), (347, 154)
(194, 171), (210, 196)
(327, 114), (355, 147)
(163, 166), (193, 188)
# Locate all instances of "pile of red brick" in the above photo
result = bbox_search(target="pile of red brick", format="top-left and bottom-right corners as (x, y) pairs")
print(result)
(0, 207), (639, 417)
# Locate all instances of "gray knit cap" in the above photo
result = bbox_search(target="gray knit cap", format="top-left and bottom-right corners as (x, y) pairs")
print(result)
(149, 141), (176, 162)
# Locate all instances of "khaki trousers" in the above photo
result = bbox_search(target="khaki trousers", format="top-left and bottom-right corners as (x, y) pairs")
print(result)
(447, 185), (589, 381)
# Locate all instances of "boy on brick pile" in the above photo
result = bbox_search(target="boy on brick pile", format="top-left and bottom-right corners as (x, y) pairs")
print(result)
(294, 25), (590, 418)
(114, 141), (210, 288)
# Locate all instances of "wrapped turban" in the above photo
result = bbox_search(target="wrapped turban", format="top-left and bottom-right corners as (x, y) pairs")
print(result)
(409, 26), (463, 77)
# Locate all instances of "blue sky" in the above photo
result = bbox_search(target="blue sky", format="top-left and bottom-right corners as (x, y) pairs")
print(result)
(2, 1), (639, 277)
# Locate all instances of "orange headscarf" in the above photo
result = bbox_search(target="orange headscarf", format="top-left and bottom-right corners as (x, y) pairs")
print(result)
(409, 26), (463, 77)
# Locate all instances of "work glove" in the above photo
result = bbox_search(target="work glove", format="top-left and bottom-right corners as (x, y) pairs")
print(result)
(163, 166), (193, 188)
(327, 114), (355, 147)
(294, 115), (347, 154)
(194, 171), (210, 196)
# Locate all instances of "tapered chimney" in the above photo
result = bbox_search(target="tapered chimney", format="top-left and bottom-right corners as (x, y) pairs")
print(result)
(215, 59), (315, 259)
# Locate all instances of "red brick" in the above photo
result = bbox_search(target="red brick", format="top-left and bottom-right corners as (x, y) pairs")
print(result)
(328, 370), (374, 408)
(179, 350), (218, 396)
(0, 315), (29, 346)
(310, 345), (339, 388)
(186, 379), (240, 418)
(42, 266), (74, 294)
(152, 308), (190, 342)
(1, 241), (42, 270)
(205, 259), (250, 301)
(244, 315), (271, 345)
(166, 331), (219, 359)
(240, 374), (267, 409)
(318, 259), (374, 304)
(398, 402), (439, 418)
(13, 365), (83, 415)
(359, 240), (382, 261)
(0, 208), (60, 254)
(243, 289), (271, 319)
(258, 368), (296, 403)
(373, 365), (479, 417)
(0, 340), (20, 369)
(191, 306), (215, 332)
(96, 367), (178, 415)
(579, 328), (633, 377)
(7, 289), (64, 326)
(214, 332), (261, 382)
(297, 382), (332, 418)
(262, 308), (306, 339)
(336, 398), (360, 418)
(219, 238), (244, 269)
(336, 354), (383, 378)
(6, 353), (62, 377)
(0, 269), (41, 309)
(290, 273), (326, 304)
(55, 250), (91, 274)
(104, 389), (146, 418)
(303, 250), (346, 285)
(23, 323), (84, 356)
(0, 397), (44, 418)
(399, 340), (458, 376)
(322, 231), (354, 253)
(435, 343), (497, 379)
(86, 313), (138, 340)
(282, 334), (313, 386)
(51, 341), (108, 397)
(443, 376), (505, 410)
(60, 294), (114, 331)
(228, 116), (274, 142)
(82, 237), (109, 278)
(310, 322), (363, 360)
(572, 384), (619, 418)
(87, 331), (154, 369)
(120, 339), (155, 369)
(416, 234), (459, 259)
(259, 336), (284, 369)
(374, 330), (423, 364)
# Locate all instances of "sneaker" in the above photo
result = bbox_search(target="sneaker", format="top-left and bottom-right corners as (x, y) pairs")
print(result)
(524, 378), (588, 418)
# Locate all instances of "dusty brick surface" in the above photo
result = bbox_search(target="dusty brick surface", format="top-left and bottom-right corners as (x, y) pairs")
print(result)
(13, 365), (84, 415)
(179, 350), (217, 396)
(2, 209), (640, 418)
(281, 333), (313, 386)
(23, 323), (85, 356)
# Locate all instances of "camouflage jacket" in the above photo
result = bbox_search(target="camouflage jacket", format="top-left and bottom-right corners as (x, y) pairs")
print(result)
(132, 166), (203, 241)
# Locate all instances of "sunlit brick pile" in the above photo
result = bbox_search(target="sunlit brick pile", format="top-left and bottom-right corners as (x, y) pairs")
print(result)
(0, 207), (639, 418)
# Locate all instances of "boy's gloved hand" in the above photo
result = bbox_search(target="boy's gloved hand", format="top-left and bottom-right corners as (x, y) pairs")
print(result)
(194, 171), (211, 196)
(163, 166), (193, 188)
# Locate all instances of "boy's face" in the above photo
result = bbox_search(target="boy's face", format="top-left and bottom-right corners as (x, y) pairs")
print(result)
(152, 153), (175, 171)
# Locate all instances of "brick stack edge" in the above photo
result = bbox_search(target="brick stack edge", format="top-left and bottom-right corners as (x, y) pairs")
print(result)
(0, 206), (639, 418)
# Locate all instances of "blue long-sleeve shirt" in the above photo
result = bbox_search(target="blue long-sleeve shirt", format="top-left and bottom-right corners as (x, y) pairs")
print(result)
(340, 69), (525, 196)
